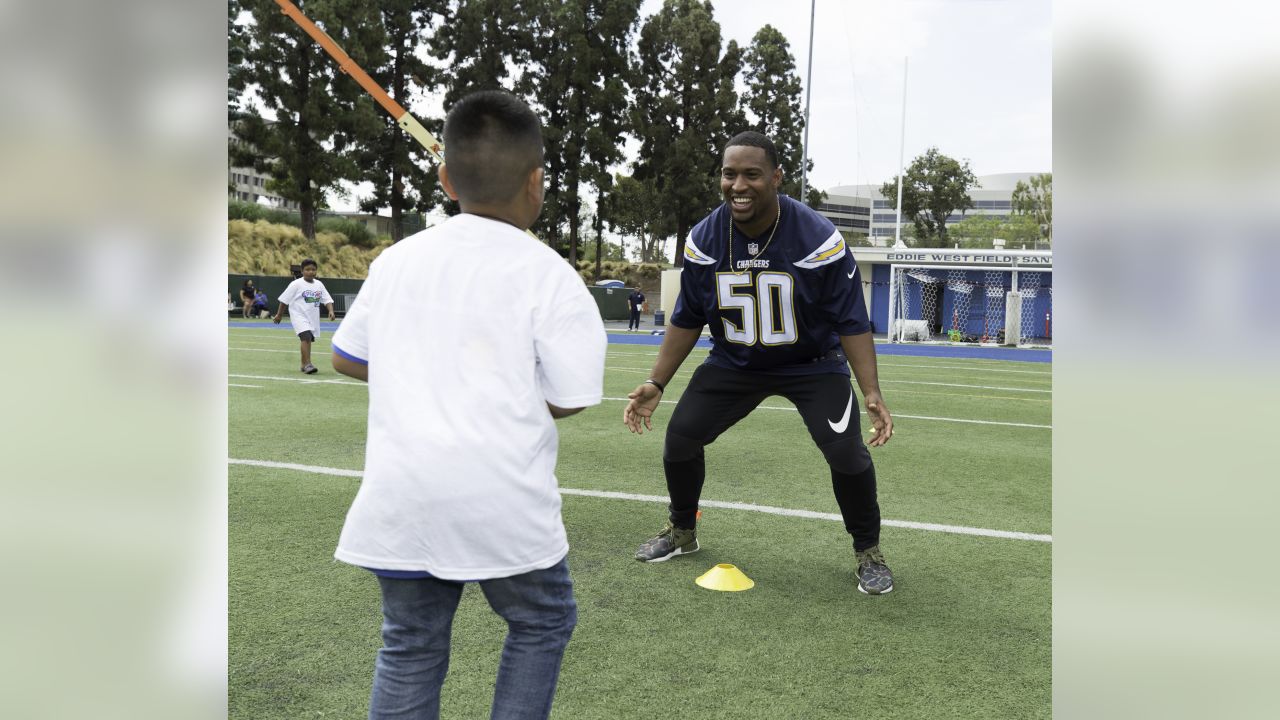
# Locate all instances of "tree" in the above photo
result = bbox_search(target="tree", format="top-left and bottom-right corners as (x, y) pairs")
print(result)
(605, 174), (675, 263)
(523, 0), (642, 266)
(234, 0), (384, 239)
(839, 230), (872, 248)
(947, 213), (1041, 249)
(741, 25), (824, 207)
(633, 0), (741, 267)
(1011, 172), (1052, 246)
(879, 147), (979, 248)
(355, 1), (445, 242)
(578, 203), (626, 263)
(430, 0), (534, 219)
(228, 0), (250, 120)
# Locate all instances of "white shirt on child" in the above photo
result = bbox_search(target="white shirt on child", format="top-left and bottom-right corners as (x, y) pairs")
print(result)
(278, 277), (334, 336)
(331, 214), (607, 580)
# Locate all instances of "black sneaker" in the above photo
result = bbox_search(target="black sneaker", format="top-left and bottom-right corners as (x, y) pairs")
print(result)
(634, 522), (698, 562)
(302, 363), (318, 374)
(855, 545), (894, 595)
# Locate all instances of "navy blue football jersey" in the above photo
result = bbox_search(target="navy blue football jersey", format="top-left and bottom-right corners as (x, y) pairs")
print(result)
(670, 195), (871, 375)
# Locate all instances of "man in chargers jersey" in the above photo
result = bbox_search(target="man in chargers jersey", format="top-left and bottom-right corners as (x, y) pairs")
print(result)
(623, 131), (896, 595)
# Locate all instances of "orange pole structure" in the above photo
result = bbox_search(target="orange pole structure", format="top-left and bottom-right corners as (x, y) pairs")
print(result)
(273, 0), (443, 161)
(273, 0), (544, 241)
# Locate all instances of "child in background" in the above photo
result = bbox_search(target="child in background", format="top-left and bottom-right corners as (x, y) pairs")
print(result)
(273, 258), (335, 374)
(252, 288), (270, 318)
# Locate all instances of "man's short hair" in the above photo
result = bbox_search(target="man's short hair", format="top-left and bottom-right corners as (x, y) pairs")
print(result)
(443, 90), (544, 204)
(724, 131), (779, 169)
(300, 258), (317, 269)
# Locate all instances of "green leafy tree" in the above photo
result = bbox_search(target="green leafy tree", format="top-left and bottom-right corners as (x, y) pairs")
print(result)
(430, 0), (533, 218)
(947, 213), (1041, 249)
(355, 1), (445, 242)
(605, 174), (675, 263)
(633, 0), (741, 267)
(228, 0), (250, 120)
(523, 0), (642, 267)
(879, 147), (979, 248)
(1011, 172), (1052, 245)
(741, 24), (824, 207)
(839, 230), (871, 248)
(234, 0), (384, 239)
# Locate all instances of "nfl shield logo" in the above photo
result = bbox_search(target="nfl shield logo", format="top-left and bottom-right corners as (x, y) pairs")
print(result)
(747, 242), (759, 255)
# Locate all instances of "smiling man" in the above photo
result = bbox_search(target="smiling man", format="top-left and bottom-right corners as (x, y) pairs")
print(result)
(622, 131), (897, 595)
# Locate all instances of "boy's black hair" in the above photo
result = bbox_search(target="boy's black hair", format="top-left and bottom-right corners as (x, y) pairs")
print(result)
(443, 90), (543, 204)
(300, 258), (318, 269)
(724, 131), (779, 169)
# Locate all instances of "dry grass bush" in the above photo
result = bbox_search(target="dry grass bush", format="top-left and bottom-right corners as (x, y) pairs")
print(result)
(575, 260), (666, 290)
(227, 219), (392, 278)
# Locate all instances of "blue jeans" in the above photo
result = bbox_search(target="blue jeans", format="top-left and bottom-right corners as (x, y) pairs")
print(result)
(368, 558), (577, 720)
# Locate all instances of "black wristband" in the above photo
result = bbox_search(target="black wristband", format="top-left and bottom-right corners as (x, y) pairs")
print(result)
(644, 378), (666, 394)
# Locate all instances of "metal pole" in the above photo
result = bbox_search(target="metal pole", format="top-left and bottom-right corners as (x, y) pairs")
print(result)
(893, 57), (908, 249)
(799, 0), (816, 202)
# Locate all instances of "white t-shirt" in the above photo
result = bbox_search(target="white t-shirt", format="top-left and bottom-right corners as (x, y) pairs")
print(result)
(331, 214), (607, 580)
(277, 277), (333, 336)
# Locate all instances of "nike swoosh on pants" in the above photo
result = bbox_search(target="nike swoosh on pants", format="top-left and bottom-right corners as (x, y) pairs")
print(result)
(828, 390), (853, 433)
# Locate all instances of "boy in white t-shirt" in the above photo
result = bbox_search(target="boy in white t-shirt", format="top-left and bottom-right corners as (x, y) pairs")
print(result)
(330, 91), (606, 720)
(272, 258), (335, 374)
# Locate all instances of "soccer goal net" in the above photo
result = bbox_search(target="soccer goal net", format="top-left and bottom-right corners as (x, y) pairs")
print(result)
(887, 264), (1052, 348)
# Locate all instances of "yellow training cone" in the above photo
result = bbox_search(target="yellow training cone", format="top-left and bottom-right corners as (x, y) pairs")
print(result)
(695, 563), (755, 592)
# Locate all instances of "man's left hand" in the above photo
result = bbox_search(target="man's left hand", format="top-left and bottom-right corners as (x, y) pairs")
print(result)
(864, 392), (894, 447)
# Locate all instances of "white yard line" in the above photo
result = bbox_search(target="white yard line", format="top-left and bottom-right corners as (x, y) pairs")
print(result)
(881, 380), (1051, 393)
(599, 366), (1049, 392)
(228, 383), (262, 388)
(229, 373), (365, 386)
(224, 374), (1047, 427)
(880, 361), (1051, 375)
(598, 397), (1051, 428)
(228, 458), (1051, 543)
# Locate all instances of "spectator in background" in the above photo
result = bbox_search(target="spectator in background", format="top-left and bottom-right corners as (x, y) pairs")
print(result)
(252, 288), (270, 318)
(239, 279), (256, 319)
(627, 288), (646, 331)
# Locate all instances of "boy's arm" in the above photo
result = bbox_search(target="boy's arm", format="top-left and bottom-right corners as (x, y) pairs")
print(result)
(547, 403), (583, 419)
(272, 303), (286, 324)
(332, 353), (367, 381)
(324, 302), (335, 321)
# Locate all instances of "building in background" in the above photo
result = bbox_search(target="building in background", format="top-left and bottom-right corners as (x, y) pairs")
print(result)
(818, 172), (1043, 247)
(227, 123), (299, 210)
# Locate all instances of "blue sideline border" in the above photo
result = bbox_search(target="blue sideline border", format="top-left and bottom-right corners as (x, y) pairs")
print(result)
(229, 322), (1051, 364)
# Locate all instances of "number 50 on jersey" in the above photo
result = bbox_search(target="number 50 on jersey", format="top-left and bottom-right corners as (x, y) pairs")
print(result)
(716, 272), (798, 346)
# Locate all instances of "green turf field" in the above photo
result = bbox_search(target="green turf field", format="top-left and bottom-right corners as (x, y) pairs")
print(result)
(229, 323), (1051, 719)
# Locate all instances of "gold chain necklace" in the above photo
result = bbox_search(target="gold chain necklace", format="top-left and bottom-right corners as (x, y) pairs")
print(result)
(729, 201), (781, 269)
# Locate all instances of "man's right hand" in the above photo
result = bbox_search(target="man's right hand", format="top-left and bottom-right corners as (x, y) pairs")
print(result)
(623, 383), (664, 434)
(272, 315), (282, 325)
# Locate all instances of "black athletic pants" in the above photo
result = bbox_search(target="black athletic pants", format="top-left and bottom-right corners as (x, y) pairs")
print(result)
(628, 307), (641, 330)
(662, 363), (881, 551)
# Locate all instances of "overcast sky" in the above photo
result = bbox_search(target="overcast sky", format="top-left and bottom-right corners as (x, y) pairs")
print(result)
(687, 0), (1053, 190)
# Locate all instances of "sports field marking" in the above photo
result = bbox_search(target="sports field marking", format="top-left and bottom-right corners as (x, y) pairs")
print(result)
(889, 388), (1051, 403)
(881, 380), (1051, 393)
(599, 397), (1051, 429)
(599, 365), (1048, 393)
(228, 458), (1051, 543)
(229, 383), (263, 388)
(231, 350), (1050, 394)
(879, 361), (1050, 375)
(223, 372), (1047, 427)
(232, 347), (332, 355)
(230, 373), (364, 386)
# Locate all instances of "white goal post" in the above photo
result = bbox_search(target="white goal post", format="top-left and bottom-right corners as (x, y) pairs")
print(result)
(887, 264), (1053, 348)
